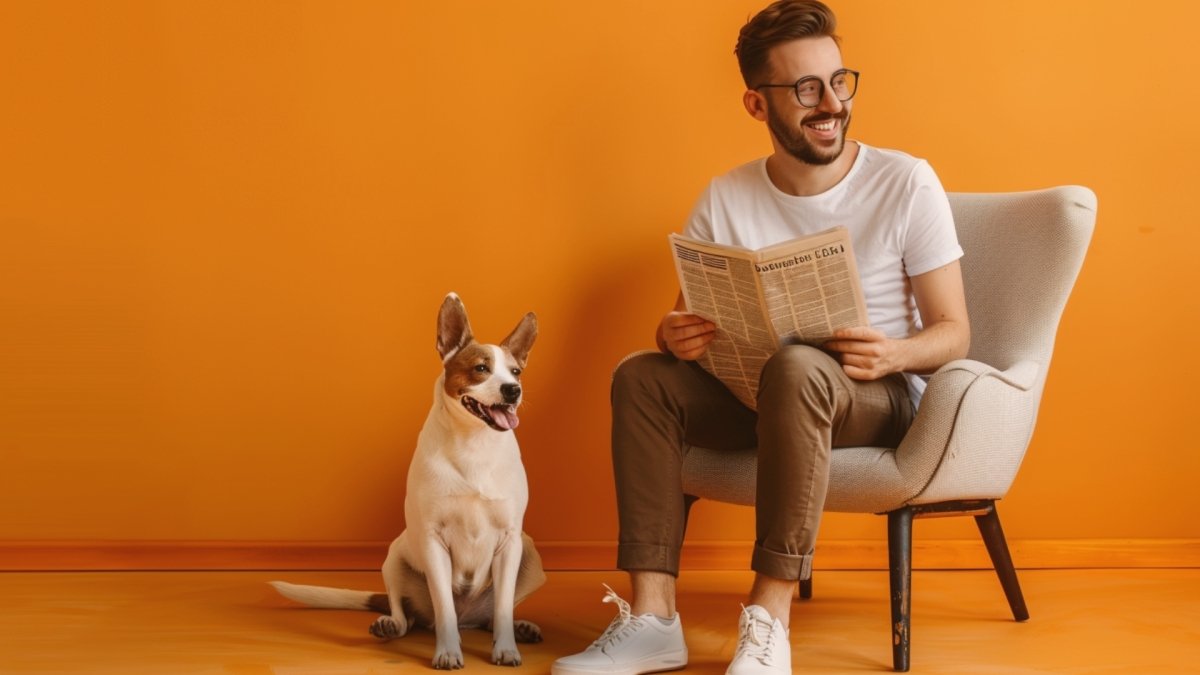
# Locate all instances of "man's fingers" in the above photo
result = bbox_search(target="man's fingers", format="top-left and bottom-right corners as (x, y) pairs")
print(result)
(841, 353), (885, 372)
(824, 339), (879, 356)
(665, 313), (713, 329)
(824, 340), (850, 353)
(842, 363), (880, 381)
(659, 311), (716, 360)
(671, 332), (714, 360)
(675, 332), (714, 351)
(832, 326), (884, 341)
(838, 352), (864, 366)
(667, 321), (715, 341)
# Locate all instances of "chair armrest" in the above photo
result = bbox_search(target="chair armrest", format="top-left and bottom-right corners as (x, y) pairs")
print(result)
(900, 359), (1046, 505)
(934, 358), (1039, 392)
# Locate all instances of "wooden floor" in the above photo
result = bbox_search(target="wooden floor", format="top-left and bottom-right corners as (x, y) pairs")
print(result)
(1, 568), (1198, 674)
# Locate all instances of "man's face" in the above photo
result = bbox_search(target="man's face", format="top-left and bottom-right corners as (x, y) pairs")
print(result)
(761, 37), (852, 166)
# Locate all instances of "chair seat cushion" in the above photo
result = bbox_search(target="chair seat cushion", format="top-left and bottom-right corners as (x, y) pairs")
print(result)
(681, 443), (911, 513)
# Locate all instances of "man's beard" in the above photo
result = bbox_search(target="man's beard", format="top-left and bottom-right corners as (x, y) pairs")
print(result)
(767, 106), (851, 166)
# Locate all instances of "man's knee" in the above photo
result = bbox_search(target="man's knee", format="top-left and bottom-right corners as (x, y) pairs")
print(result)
(611, 351), (674, 402)
(759, 345), (843, 407)
(762, 344), (840, 380)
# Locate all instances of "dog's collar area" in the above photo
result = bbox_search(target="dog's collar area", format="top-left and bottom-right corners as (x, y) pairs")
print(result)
(461, 396), (519, 431)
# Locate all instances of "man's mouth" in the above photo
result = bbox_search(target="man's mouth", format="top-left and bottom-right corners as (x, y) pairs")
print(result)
(805, 116), (841, 138)
(461, 396), (520, 431)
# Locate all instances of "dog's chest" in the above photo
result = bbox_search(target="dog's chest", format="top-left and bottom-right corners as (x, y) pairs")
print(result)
(432, 491), (513, 536)
(429, 492), (518, 585)
(409, 420), (528, 572)
(412, 450), (526, 537)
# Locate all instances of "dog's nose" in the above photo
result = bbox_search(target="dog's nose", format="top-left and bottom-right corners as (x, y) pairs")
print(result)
(501, 383), (521, 404)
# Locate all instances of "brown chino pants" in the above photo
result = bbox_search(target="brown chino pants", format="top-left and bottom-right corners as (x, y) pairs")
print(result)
(611, 345), (914, 581)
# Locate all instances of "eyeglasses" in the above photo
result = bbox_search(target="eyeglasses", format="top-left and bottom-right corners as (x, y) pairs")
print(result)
(754, 69), (860, 108)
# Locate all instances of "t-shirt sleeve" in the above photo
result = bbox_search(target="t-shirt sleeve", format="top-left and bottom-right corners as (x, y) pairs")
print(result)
(902, 161), (963, 277)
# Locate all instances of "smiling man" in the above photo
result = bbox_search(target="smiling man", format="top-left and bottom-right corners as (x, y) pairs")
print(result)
(553, 2), (970, 674)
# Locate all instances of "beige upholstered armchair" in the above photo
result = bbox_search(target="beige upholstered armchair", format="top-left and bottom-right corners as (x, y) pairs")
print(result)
(679, 186), (1097, 671)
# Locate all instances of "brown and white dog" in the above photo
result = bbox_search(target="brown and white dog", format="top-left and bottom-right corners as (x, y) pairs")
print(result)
(271, 293), (546, 669)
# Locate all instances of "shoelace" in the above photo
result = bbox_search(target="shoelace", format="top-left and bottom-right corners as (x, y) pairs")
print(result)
(591, 584), (646, 652)
(735, 604), (778, 665)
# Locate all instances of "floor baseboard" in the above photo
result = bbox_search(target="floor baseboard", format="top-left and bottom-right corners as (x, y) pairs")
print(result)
(2, 538), (1197, 572)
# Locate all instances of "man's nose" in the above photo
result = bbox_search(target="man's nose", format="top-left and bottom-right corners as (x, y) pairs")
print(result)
(501, 383), (522, 404)
(815, 84), (844, 113)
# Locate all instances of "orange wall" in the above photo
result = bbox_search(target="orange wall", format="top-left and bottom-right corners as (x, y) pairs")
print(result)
(2, 1), (1198, 549)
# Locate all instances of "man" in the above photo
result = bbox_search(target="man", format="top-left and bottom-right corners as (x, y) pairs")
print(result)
(553, 1), (969, 673)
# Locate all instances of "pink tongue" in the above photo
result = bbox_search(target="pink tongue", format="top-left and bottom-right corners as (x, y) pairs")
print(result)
(491, 406), (519, 431)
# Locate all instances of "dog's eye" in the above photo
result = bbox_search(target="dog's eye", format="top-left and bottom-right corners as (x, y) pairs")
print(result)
(510, 368), (521, 377)
(475, 364), (490, 373)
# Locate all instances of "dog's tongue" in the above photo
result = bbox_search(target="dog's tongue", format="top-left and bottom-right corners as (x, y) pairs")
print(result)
(490, 405), (519, 431)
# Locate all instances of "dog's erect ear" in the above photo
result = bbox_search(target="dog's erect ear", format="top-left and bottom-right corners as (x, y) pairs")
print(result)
(436, 293), (474, 360)
(500, 312), (538, 368)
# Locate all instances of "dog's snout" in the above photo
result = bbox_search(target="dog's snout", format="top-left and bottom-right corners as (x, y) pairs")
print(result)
(501, 383), (521, 404)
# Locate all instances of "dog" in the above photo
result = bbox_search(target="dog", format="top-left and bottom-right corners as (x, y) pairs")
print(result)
(271, 292), (546, 669)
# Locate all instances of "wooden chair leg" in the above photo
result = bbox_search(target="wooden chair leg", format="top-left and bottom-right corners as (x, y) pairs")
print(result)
(974, 503), (1030, 622)
(887, 507), (913, 672)
(799, 576), (813, 600)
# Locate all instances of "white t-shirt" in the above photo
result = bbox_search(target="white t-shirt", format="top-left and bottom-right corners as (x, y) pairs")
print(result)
(682, 142), (963, 407)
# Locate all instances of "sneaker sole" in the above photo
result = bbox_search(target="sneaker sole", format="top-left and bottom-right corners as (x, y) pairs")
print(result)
(551, 650), (688, 675)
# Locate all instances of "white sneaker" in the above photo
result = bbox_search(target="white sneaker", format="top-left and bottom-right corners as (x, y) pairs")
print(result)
(725, 605), (790, 674)
(552, 584), (688, 675)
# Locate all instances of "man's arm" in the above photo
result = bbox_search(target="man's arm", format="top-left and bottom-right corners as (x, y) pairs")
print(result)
(824, 260), (970, 380)
(656, 291), (716, 360)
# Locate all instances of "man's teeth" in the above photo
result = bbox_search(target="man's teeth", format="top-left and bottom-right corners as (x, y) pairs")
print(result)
(809, 120), (837, 131)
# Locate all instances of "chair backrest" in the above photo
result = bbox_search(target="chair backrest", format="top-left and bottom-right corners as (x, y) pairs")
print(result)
(949, 186), (1097, 375)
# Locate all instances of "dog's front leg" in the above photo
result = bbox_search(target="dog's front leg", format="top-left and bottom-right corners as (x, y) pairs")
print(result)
(490, 530), (524, 666)
(421, 537), (463, 670)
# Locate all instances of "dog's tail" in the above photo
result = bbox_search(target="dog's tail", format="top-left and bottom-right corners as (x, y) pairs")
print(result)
(269, 581), (390, 613)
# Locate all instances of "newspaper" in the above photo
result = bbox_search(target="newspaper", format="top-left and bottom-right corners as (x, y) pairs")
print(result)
(669, 226), (868, 409)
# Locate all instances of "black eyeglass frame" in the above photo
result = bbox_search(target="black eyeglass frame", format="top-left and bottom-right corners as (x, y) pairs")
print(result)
(754, 68), (860, 108)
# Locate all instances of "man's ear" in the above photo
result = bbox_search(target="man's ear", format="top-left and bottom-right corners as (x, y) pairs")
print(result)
(500, 312), (538, 369)
(743, 89), (769, 122)
(436, 293), (474, 360)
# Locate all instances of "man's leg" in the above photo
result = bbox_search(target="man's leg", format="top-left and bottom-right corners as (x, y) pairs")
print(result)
(611, 352), (758, 596)
(749, 345), (913, 623)
(553, 352), (755, 675)
(724, 346), (913, 675)
(631, 570), (677, 618)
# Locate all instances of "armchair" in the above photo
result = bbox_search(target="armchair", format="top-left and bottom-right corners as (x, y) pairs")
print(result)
(679, 185), (1097, 671)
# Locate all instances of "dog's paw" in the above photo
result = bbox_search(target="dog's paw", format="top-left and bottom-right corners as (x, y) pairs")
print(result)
(513, 620), (543, 644)
(432, 648), (465, 670)
(369, 615), (408, 640)
(492, 643), (522, 667)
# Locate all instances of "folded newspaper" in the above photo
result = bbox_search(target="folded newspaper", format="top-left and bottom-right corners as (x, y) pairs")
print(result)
(669, 226), (868, 409)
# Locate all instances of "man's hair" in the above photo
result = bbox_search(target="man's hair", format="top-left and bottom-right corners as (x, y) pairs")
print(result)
(735, 0), (840, 88)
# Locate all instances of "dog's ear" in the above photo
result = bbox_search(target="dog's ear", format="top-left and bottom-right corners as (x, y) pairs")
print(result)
(436, 293), (474, 360)
(501, 312), (538, 368)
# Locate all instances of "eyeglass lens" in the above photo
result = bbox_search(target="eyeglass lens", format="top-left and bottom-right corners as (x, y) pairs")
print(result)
(796, 70), (857, 107)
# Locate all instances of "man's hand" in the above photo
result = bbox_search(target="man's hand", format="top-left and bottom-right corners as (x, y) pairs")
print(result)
(659, 311), (716, 360)
(824, 326), (901, 381)
(824, 259), (972, 381)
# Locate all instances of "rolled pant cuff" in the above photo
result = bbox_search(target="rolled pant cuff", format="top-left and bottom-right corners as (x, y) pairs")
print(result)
(617, 542), (681, 577)
(751, 544), (814, 581)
